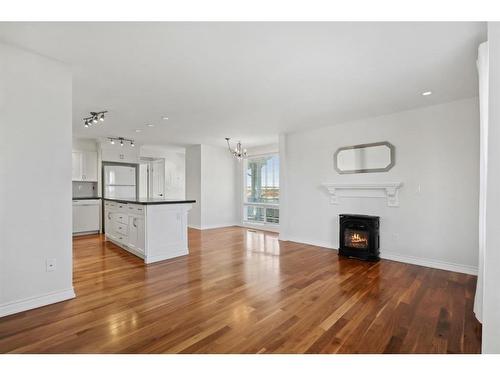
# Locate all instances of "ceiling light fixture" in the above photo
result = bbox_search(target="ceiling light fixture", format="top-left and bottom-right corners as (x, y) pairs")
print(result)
(162, 116), (169, 120)
(83, 110), (108, 128)
(225, 138), (247, 161)
(147, 124), (154, 127)
(108, 137), (135, 148)
(135, 129), (141, 133)
(422, 91), (432, 96)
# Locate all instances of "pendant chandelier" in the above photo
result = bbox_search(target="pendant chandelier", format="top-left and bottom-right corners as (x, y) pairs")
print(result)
(225, 138), (247, 161)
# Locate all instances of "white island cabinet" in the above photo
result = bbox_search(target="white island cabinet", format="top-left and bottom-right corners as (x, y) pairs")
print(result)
(103, 198), (194, 263)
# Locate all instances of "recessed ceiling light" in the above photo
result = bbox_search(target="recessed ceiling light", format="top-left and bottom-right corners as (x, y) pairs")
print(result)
(135, 129), (141, 133)
(162, 116), (169, 120)
(422, 91), (432, 96)
(147, 124), (154, 127)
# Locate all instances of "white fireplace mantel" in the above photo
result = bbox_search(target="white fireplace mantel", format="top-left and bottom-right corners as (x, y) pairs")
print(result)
(322, 182), (403, 207)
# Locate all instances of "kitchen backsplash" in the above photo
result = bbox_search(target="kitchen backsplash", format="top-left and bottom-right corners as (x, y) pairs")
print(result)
(73, 181), (98, 198)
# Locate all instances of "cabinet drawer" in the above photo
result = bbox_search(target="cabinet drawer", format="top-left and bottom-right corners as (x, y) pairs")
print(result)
(116, 203), (128, 212)
(114, 233), (128, 245)
(110, 212), (128, 224)
(112, 221), (128, 235)
(106, 201), (117, 209)
(126, 204), (145, 215)
(106, 230), (127, 244)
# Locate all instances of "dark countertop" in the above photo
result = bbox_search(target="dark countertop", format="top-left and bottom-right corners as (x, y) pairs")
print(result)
(73, 197), (101, 200)
(103, 197), (196, 205)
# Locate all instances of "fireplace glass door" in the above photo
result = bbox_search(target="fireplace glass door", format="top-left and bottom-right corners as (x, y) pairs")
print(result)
(344, 228), (369, 249)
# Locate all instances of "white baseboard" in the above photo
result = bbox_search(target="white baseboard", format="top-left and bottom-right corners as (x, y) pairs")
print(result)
(0, 287), (76, 318)
(239, 223), (280, 233)
(380, 251), (478, 276)
(283, 236), (337, 250)
(146, 249), (188, 264)
(280, 237), (477, 276)
(188, 223), (239, 230)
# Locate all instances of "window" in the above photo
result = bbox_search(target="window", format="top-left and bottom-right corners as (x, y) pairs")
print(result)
(243, 154), (279, 226)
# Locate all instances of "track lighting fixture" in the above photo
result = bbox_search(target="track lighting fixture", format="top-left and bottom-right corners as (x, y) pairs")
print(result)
(83, 110), (108, 128)
(108, 137), (135, 148)
(225, 138), (247, 161)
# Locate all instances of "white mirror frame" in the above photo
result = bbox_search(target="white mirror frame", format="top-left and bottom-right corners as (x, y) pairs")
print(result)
(334, 141), (395, 174)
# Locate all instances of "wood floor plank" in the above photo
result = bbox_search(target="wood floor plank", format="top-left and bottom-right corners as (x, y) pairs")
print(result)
(0, 227), (482, 353)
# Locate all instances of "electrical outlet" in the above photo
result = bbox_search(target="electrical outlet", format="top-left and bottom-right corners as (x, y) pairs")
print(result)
(46, 258), (56, 272)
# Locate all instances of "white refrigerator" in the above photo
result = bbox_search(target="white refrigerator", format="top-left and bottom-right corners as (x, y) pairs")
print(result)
(103, 164), (137, 199)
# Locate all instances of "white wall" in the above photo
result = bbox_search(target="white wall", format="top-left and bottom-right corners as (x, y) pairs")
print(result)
(0, 42), (74, 317)
(185, 144), (237, 229)
(72, 138), (98, 152)
(140, 145), (186, 199)
(201, 145), (238, 229)
(281, 98), (479, 274)
(246, 144), (279, 156)
(483, 22), (500, 354)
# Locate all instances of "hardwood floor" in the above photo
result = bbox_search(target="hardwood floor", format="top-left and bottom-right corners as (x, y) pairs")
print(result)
(0, 227), (481, 353)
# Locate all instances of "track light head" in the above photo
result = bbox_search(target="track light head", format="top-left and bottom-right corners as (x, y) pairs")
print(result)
(83, 110), (107, 127)
(109, 137), (134, 147)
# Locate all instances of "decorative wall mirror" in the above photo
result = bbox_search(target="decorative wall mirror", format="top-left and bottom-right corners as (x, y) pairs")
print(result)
(334, 141), (395, 174)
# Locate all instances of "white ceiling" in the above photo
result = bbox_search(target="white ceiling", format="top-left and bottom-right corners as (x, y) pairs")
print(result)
(0, 22), (486, 147)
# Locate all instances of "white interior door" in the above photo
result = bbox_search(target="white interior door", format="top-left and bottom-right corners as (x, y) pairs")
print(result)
(150, 159), (165, 198)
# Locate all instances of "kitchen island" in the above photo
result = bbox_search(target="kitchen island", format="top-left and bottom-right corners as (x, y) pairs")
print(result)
(103, 198), (195, 264)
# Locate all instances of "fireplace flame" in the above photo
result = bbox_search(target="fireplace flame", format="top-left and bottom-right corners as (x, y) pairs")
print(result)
(351, 233), (367, 243)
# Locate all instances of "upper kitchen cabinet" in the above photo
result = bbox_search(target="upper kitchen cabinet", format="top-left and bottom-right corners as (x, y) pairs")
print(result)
(72, 151), (98, 181)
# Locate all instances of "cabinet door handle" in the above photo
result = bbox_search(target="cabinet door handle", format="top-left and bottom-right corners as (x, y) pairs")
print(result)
(133, 218), (137, 227)
(107, 212), (111, 220)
